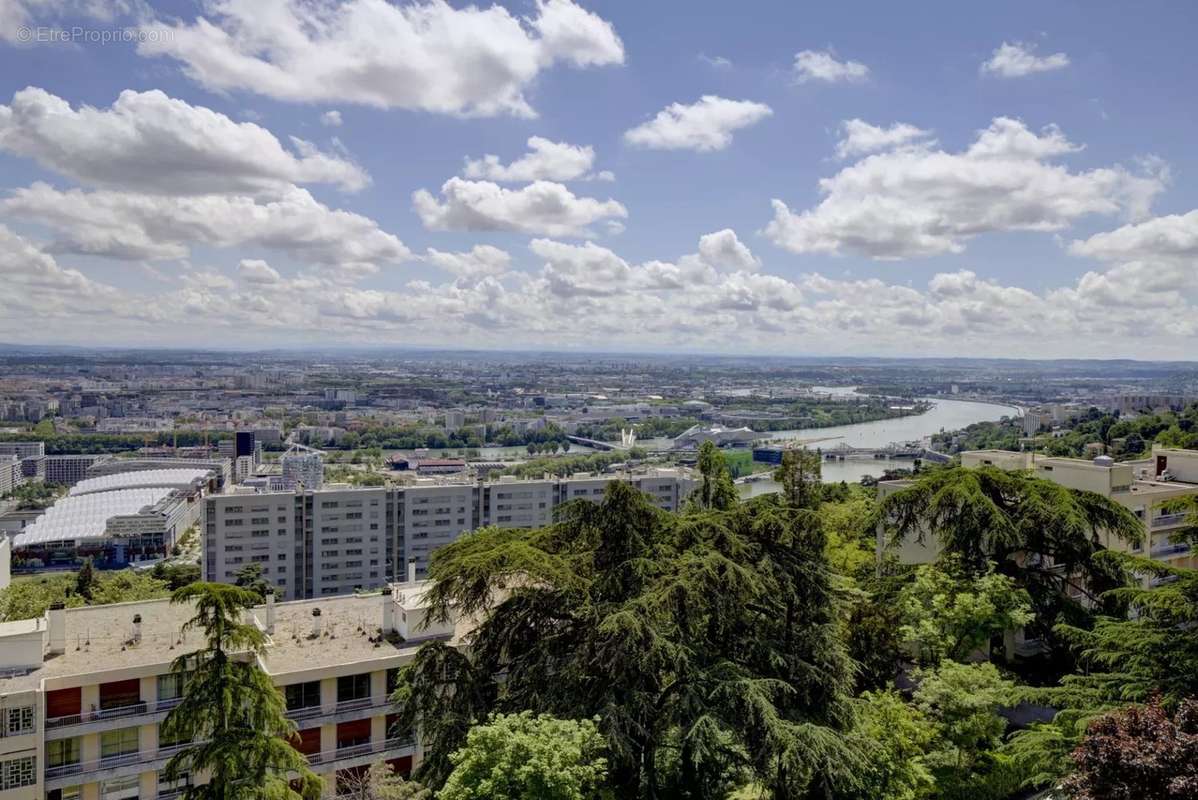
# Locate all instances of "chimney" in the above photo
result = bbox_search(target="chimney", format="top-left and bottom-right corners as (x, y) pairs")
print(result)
(264, 591), (276, 634)
(381, 586), (394, 634)
(131, 614), (142, 644)
(407, 557), (417, 584)
(311, 607), (322, 638)
(47, 602), (66, 655)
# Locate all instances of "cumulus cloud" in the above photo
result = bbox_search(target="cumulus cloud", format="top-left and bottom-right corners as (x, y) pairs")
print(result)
(793, 50), (869, 84)
(1068, 210), (1198, 263)
(412, 178), (627, 237)
(765, 117), (1168, 259)
(7, 216), (1198, 356)
(426, 245), (512, 281)
(623, 95), (772, 152)
(462, 136), (609, 182)
(137, 0), (623, 118)
(981, 41), (1070, 78)
(238, 259), (282, 284)
(0, 87), (368, 194)
(320, 110), (342, 127)
(835, 119), (933, 159)
(3, 182), (411, 272)
(696, 229), (760, 272)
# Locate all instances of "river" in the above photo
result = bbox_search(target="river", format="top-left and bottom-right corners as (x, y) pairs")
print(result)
(730, 387), (1020, 492)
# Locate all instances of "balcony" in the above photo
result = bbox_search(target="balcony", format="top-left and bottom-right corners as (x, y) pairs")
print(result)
(46, 702), (148, 730)
(284, 697), (394, 725)
(45, 698), (185, 738)
(1151, 512), (1190, 529)
(1151, 542), (1192, 559)
(44, 743), (194, 789)
(307, 736), (415, 772)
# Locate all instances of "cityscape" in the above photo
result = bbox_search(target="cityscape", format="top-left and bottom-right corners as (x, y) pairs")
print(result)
(2, 2), (1198, 800)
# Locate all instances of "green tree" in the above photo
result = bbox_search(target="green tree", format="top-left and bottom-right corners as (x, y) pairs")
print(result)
(773, 448), (822, 511)
(692, 440), (738, 510)
(437, 713), (611, 800)
(874, 466), (1141, 647)
(897, 559), (1033, 665)
(232, 563), (273, 602)
(393, 480), (861, 799)
(161, 582), (321, 800)
(74, 558), (96, 600)
(913, 660), (1013, 774)
(837, 691), (936, 800)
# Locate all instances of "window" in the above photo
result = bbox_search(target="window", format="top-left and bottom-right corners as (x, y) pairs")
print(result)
(100, 775), (140, 800)
(3, 705), (34, 736)
(285, 681), (321, 711)
(47, 737), (81, 768)
(100, 727), (139, 760)
(0, 756), (35, 790)
(46, 786), (81, 800)
(336, 673), (371, 703)
(158, 672), (188, 702)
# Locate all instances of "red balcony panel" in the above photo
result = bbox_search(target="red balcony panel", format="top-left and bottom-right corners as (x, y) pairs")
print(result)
(292, 727), (321, 756)
(99, 678), (141, 709)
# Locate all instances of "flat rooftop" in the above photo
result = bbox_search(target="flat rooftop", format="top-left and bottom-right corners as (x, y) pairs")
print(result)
(0, 585), (467, 693)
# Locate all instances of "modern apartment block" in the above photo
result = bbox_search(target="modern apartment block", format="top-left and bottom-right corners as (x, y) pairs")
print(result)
(0, 580), (460, 800)
(43, 457), (105, 488)
(204, 470), (694, 600)
(0, 443), (46, 461)
(881, 448), (1198, 573)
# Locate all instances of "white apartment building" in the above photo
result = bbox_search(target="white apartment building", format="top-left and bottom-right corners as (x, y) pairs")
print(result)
(0, 579), (459, 800)
(204, 471), (694, 601)
(881, 449), (1198, 573)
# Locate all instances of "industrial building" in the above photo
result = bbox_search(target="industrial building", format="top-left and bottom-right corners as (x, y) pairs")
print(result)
(204, 470), (694, 600)
(9, 468), (218, 569)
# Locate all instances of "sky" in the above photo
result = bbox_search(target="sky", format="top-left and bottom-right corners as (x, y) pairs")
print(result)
(0, 0), (1196, 358)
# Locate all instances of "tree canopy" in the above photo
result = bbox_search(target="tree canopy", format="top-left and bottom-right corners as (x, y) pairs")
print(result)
(393, 449), (862, 799)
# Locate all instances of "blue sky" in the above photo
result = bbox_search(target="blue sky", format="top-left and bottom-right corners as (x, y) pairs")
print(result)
(1, 0), (1196, 357)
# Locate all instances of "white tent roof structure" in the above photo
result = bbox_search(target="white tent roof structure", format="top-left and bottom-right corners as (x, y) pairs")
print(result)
(68, 468), (212, 497)
(13, 487), (175, 547)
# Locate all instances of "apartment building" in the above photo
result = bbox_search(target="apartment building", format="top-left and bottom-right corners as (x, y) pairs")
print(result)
(0, 443), (46, 461)
(0, 580), (459, 800)
(204, 470), (694, 600)
(43, 457), (105, 488)
(880, 449), (1198, 573)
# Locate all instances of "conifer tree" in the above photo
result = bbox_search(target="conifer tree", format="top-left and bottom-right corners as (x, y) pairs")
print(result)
(161, 582), (321, 800)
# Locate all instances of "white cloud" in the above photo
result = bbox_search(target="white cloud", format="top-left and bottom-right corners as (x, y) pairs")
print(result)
(982, 41), (1070, 78)
(320, 110), (342, 127)
(696, 229), (760, 272)
(0, 0), (146, 42)
(137, 0), (623, 118)
(7, 218), (1198, 356)
(3, 182), (411, 272)
(835, 119), (933, 159)
(1068, 210), (1198, 264)
(793, 50), (869, 84)
(765, 117), (1168, 259)
(623, 95), (772, 152)
(238, 259), (282, 284)
(412, 178), (627, 237)
(463, 136), (606, 182)
(699, 54), (732, 69)
(426, 245), (512, 281)
(0, 87), (368, 194)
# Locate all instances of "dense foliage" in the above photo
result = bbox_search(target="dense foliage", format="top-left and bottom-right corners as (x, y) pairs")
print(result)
(0, 568), (171, 620)
(394, 446), (862, 799)
(437, 713), (611, 800)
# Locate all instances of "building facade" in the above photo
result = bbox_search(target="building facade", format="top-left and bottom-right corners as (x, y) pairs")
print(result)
(0, 583), (458, 800)
(204, 470), (694, 600)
